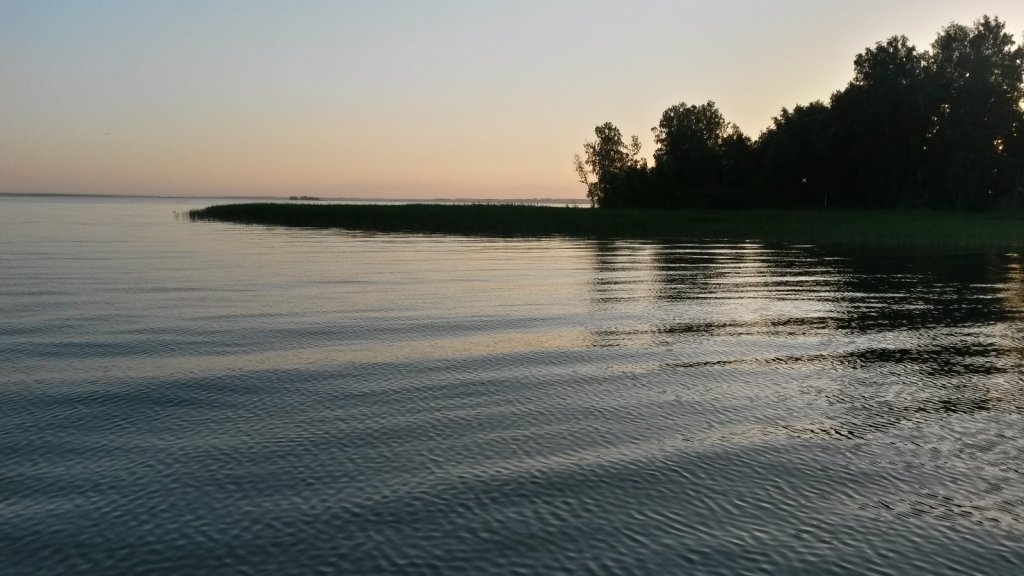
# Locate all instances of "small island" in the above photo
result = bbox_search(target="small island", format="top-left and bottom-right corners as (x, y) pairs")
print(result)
(194, 16), (1024, 247)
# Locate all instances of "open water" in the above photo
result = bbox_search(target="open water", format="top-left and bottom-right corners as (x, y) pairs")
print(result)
(1, 195), (1022, 575)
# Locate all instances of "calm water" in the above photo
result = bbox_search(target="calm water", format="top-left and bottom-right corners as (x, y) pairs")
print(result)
(2, 195), (1022, 575)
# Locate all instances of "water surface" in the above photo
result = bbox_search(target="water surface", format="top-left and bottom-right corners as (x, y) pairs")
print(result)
(1, 196), (1022, 574)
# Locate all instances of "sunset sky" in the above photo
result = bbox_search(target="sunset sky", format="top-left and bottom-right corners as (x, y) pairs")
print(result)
(2, 1), (1023, 199)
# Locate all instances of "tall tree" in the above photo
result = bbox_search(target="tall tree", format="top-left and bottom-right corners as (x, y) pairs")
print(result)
(924, 16), (1024, 208)
(575, 122), (647, 207)
(831, 35), (929, 207)
(651, 101), (737, 206)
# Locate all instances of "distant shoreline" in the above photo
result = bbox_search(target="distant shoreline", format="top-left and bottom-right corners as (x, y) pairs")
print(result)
(189, 203), (1024, 248)
(0, 192), (587, 205)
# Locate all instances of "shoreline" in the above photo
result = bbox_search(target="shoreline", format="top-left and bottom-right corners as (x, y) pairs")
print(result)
(189, 203), (1024, 248)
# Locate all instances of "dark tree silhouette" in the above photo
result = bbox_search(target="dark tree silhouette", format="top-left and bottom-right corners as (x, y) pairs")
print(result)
(923, 16), (1024, 208)
(756, 102), (836, 208)
(651, 101), (740, 206)
(575, 16), (1024, 211)
(831, 35), (929, 207)
(719, 127), (757, 205)
(574, 122), (647, 207)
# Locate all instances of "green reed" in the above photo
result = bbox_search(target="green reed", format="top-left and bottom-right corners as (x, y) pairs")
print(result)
(189, 203), (1024, 248)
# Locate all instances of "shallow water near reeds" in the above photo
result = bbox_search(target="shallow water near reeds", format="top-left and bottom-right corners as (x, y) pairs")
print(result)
(2, 195), (1023, 575)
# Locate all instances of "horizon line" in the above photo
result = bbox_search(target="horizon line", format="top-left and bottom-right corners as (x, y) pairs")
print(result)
(0, 191), (589, 203)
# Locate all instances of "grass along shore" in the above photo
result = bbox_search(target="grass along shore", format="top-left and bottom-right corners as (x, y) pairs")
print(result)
(189, 203), (1024, 248)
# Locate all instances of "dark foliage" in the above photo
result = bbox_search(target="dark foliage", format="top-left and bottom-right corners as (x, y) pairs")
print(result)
(578, 16), (1024, 210)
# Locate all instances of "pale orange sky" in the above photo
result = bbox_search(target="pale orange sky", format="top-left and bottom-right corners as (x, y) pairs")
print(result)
(2, 1), (1023, 199)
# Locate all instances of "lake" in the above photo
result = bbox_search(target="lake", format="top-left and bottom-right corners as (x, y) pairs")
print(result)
(1, 195), (1022, 575)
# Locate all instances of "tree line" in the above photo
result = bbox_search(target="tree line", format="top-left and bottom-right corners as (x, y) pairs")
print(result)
(575, 16), (1024, 210)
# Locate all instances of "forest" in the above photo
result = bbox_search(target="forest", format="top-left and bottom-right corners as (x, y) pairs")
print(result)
(575, 16), (1024, 210)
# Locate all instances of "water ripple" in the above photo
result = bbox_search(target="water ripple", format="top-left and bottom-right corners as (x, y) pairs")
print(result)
(1, 197), (1023, 574)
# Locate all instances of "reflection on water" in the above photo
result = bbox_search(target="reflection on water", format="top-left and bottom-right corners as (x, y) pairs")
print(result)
(1, 196), (1022, 575)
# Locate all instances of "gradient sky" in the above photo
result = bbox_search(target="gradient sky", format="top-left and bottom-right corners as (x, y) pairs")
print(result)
(2, 1), (1023, 198)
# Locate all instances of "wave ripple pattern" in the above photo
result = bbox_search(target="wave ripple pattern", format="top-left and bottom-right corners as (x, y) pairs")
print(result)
(1, 196), (1023, 575)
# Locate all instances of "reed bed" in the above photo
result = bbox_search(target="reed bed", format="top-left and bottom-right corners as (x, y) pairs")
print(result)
(189, 203), (1024, 248)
